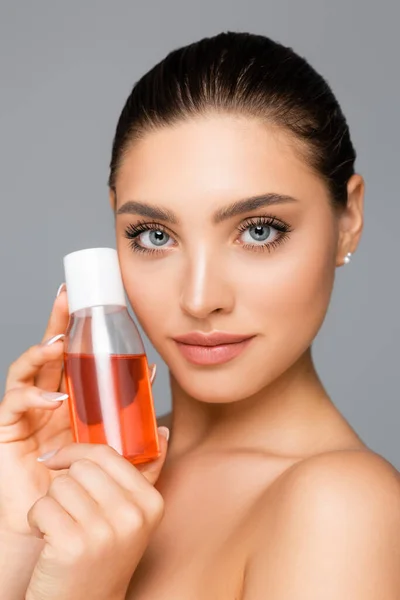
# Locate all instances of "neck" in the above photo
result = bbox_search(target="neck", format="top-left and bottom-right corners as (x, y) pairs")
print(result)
(165, 347), (362, 460)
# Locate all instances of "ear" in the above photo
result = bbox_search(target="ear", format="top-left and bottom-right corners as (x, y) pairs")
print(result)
(336, 174), (365, 267)
(109, 189), (116, 213)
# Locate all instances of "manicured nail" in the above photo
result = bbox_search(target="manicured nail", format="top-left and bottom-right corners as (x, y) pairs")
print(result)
(42, 334), (65, 346)
(37, 449), (59, 462)
(41, 391), (69, 402)
(150, 364), (157, 384)
(56, 283), (66, 297)
(157, 426), (170, 442)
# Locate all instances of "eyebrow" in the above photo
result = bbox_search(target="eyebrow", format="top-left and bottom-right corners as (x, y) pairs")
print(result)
(116, 200), (178, 223)
(213, 193), (298, 223)
(115, 193), (298, 224)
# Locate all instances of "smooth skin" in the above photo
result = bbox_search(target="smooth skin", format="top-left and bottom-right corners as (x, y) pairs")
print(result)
(0, 113), (399, 599)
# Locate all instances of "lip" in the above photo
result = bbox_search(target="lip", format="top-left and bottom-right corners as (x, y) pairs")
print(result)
(173, 331), (254, 346)
(172, 331), (255, 366)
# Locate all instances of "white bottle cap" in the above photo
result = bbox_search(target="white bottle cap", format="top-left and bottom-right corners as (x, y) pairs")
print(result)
(63, 248), (126, 313)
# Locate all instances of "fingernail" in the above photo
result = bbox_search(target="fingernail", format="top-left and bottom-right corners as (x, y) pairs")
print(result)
(157, 426), (170, 442)
(42, 334), (65, 346)
(37, 449), (59, 462)
(150, 364), (157, 384)
(41, 391), (69, 402)
(56, 283), (66, 297)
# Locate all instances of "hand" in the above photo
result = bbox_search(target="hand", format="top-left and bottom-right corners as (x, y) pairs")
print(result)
(25, 434), (169, 600)
(0, 284), (70, 534)
(0, 283), (158, 536)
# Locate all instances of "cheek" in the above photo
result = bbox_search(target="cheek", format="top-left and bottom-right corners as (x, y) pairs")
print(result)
(245, 234), (336, 387)
(249, 248), (335, 331)
(118, 246), (175, 344)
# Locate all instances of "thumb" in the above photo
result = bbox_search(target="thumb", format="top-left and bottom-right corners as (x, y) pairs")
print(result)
(137, 426), (170, 485)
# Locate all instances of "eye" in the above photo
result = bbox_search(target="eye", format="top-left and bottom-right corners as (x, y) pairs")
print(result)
(241, 224), (275, 244)
(139, 229), (172, 249)
(236, 216), (291, 252)
(124, 222), (175, 254)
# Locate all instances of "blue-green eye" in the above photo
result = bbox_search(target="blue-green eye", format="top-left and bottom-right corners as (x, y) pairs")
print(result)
(140, 229), (172, 248)
(124, 222), (175, 254)
(241, 224), (273, 243)
(237, 216), (291, 252)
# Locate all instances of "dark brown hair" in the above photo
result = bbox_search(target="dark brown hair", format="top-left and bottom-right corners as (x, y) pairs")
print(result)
(108, 31), (356, 207)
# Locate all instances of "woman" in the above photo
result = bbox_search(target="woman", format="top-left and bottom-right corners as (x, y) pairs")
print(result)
(1, 31), (399, 600)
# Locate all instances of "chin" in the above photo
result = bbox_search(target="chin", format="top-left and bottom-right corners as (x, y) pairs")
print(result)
(176, 374), (259, 404)
(168, 356), (280, 404)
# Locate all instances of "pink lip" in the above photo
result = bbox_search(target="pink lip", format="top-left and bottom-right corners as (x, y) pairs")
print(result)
(173, 331), (254, 346)
(173, 331), (255, 366)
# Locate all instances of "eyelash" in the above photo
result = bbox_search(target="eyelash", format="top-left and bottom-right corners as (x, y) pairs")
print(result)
(237, 216), (292, 253)
(123, 216), (292, 255)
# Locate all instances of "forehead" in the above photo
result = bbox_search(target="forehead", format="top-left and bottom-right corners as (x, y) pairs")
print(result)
(114, 114), (328, 210)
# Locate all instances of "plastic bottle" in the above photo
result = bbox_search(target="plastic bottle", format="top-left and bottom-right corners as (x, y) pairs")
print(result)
(62, 247), (160, 465)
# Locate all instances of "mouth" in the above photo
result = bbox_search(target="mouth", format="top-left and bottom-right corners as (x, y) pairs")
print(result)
(172, 331), (256, 366)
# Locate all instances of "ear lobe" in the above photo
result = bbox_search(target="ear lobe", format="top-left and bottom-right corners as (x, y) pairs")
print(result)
(336, 174), (365, 266)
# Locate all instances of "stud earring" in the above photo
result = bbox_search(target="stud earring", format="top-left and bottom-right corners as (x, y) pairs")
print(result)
(344, 252), (352, 265)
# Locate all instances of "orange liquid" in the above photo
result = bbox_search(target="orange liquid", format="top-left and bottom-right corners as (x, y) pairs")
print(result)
(64, 353), (160, 465)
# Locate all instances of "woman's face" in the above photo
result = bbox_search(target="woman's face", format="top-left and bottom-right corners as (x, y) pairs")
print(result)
(113, 115), (342, 403)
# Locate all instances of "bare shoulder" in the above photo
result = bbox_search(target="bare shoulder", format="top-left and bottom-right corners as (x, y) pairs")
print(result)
(242, 450), (400, 599)
(261, 448), (400, 539)
(273, 447), (400, 501)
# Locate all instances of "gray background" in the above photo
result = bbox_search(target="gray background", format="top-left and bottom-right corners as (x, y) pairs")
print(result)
(0, 1), (399, 469)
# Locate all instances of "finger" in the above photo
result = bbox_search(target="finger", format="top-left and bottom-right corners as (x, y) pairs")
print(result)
(40, 284), (70, 344)
(58, 369), (68, 394)
(136, 427), (169, 484)
(35, 354), (65, 394)
(47, 473), (103, 527)
(66, 459), (164, 538)
(27, 495), (79, 547)
(0, 386), (69, 430)
(57, 460), (148, 529)
(5, 336), (66, 391)
(41, 429), (169, 488)
(36, 285), (70, 390)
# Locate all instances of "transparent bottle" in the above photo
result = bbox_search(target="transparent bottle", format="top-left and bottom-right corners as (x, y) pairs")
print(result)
(62, 247), (160, 465)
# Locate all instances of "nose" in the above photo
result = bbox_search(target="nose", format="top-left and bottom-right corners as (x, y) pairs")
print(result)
(179, 248), (235, 320)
